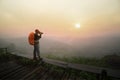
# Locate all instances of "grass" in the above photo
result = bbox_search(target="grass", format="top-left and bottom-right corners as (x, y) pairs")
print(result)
(45, 54), (120, 69)
(45, 54), (107, 67)
(0, 50), (11, 63)
(0, 50), (39, 66)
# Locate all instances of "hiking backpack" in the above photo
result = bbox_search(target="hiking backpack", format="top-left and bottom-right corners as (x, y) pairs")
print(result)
(28, 32), (34, 45)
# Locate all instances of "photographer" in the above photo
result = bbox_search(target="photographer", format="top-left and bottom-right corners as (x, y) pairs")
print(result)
(33, 29), (43, 60)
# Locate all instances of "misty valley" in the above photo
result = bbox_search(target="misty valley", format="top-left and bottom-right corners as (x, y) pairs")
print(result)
(0, 35), (120, 58)
(0, 35), (120, 79)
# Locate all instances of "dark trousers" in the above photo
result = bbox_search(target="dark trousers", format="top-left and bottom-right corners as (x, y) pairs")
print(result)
(33, 44), (40, 60)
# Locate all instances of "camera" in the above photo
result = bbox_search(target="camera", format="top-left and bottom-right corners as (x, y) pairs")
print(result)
(39, 32), (43, 34)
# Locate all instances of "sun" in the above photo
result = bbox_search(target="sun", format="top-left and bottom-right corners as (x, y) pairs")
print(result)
(75, 23), (81, 28)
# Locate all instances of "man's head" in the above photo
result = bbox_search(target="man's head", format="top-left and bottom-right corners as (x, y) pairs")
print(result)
(35, 29), (43, 34)
(35, 29), (39, 33)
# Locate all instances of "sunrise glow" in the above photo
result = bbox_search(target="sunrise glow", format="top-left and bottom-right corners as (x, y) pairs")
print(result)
(0, 0), (119, 38)
(75, 23), (81, 28)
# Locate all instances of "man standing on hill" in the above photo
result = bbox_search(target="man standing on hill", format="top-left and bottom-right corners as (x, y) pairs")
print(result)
(33, 29), (43, 60)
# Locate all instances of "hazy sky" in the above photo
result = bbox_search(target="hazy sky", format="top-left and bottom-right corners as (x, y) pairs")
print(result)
(0, 0), (120, 39)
